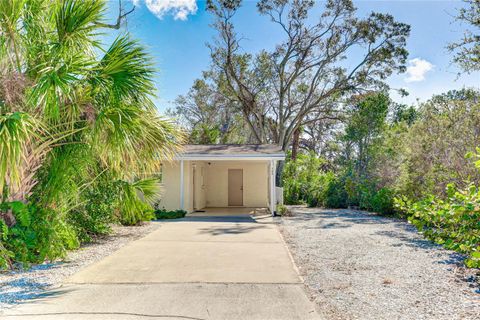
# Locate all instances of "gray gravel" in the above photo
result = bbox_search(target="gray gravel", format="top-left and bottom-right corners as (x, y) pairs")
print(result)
(279, 207), (480, 320)
(0, 222), (159, 310)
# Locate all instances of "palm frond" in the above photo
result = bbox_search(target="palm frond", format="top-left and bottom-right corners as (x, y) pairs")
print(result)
(91, 35), (156, 104)
(93, 103), (184, 176)
(0, 112), (38, 195)
(0, 112), (86, 202)
(30, 53), (93, 121)
(0, 0), (25, 28)
(32, 143), (94, 209)
(0, 0), (182, 224)
(117, 179), (155, 225)
(132, 177), (163, 205)
(55, 0), (104, 53)
(0, 0), (26, 71)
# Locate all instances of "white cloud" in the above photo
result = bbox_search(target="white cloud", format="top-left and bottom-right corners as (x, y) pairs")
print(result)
(405, 58), (434, 83)
(135, 0), (197, 21)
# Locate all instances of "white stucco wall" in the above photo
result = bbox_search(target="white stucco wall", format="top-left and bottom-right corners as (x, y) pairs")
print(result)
(160, 160), (192, 212)
(160, 160), (269, 212)
(205, 161), (269, 208)
(192, 162), (207, 210)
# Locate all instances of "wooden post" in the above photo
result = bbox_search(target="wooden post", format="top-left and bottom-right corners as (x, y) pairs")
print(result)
(180, 159), (184, 210)
(270, 160), (276, 216)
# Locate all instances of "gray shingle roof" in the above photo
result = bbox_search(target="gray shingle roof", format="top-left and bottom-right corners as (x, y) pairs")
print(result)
(182, 144), (284, 156)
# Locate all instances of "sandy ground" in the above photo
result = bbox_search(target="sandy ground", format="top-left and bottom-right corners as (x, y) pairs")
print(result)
(279, 207), (480, 320)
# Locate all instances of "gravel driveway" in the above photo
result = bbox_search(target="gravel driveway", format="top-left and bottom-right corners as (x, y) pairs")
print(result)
(279, 207), (480, 320)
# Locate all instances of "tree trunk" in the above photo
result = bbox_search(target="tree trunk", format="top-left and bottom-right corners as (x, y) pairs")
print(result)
(291, 127), (301, 161)
(276, 160), (284, 187)
(0, 209), (16, 227)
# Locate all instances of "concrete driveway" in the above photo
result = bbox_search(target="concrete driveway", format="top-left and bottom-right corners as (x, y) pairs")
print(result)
(1, 215), (320, 320)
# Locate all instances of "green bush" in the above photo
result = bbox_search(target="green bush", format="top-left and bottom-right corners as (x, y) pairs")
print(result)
(370, 187), (396, 215)
(347, 179), (397, 215)
(0, 177), (159, 269)
(322, 175), (349, 209)
(395, 183), (480, 268)
(321, 174), (396, 215)
(283, 152), (348, 208)
(282, 153), (397, 212)
(283, 152), (327, 205)
(284, 157), (396, 215)
(117, 180), (157, 226)
(120, 200), (155, 226)
(0, 176), (160, 269)
(0, 202), (79, 269)
(70, 179), (121, 242)
(0, 221), (13, 269)
(154, 209), (187, 219)
(276, 204), (292, 216)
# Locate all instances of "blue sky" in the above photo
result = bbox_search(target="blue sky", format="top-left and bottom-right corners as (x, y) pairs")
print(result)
(105, 0), (479, 112)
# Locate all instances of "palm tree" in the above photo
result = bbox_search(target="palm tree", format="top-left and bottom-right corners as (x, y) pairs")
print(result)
(0, 0), (183, 225)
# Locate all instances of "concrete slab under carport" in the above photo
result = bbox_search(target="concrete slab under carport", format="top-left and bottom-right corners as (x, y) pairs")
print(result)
(187, 206), (268, 217)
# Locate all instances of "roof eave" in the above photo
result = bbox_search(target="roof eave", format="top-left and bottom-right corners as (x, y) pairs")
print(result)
(174, 153), (285, 161)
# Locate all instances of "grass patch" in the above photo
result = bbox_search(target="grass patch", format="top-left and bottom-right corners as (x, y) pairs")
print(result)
(154, 209), (187, 220)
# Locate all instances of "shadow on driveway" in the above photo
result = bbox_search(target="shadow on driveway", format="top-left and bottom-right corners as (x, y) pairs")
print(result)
(0, 278), (71, 308)
(197, 223), (265, 236)
(173, 215), (257, 223)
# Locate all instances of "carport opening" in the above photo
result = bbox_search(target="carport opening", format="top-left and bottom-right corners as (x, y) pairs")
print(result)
(187, 159), (276, 215)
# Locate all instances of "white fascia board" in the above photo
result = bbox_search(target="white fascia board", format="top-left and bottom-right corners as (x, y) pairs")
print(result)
(175, 154), (285, 161)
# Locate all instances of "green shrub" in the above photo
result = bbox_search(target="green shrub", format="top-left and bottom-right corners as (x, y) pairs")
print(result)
(282, 152), (349, 208)
(283, 152), (327, 205)
(323, 177), (349, 208)
(0, 202), (79, 269)
(283, 153), (397, 215)
(304, 171), (336, 207)
(276, 204), (291, 216)
(370, 187), (396, 215)
(356, 181), (375, 210)
(117, 179), (158, 226)
(154, 209), (187, 219)
(120, 199), (155, 226)
(395, 183), (480, 268)
(0, 221), (13, 269)
(349, 180), (397, 215)
(0, 176), (160, 269)
(70, 179), (121, 242)
(323, 175), (396, 215)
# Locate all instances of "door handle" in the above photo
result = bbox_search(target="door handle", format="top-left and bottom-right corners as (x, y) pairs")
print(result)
(240, 186), (243, 191)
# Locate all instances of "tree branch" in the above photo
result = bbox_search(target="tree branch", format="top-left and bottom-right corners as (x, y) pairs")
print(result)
(95, 0), (135, 30)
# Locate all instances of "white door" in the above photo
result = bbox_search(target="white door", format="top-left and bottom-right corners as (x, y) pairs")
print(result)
(228, 169), (243, 206)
